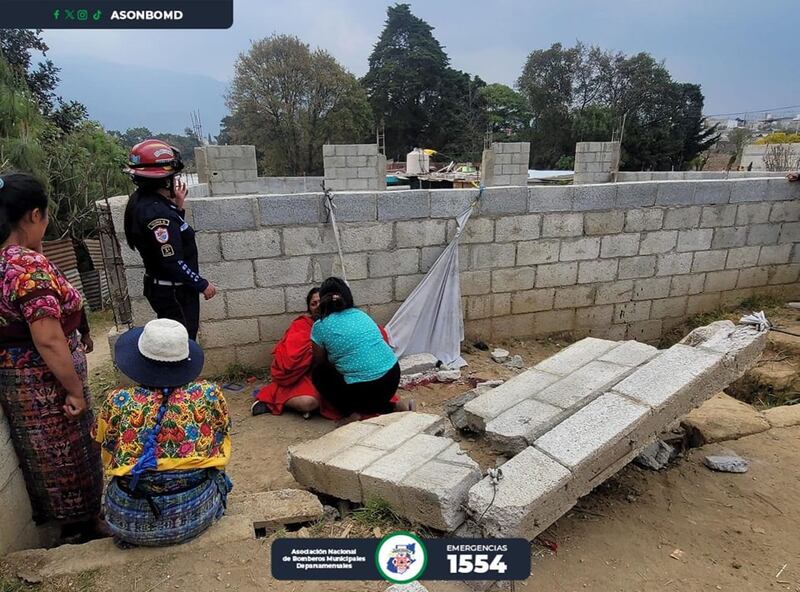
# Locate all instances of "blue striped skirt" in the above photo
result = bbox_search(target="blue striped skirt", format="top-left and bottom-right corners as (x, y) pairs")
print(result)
(105, 469), (233, 547)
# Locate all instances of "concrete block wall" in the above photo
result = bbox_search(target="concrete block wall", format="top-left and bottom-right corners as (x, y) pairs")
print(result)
(0, 405), (41, 555)
(481, 142), (530, 187)
(323, 144), (386, 191)
(106, 176), (800, 374)
(574, 141), (620, 184)
(195, 145), (321, 197)
(617, 171), (787, 182)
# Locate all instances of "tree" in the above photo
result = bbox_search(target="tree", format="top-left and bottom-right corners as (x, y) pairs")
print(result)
(0, 54), (47, 178)
(0, 29), (87, 133)
(516, 42), (719, 170)
(478, 83), (531, 136)
(226, 34), (372, 175)
(110, 127), (200, 170)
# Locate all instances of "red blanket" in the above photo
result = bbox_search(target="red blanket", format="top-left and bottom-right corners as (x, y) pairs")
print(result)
(255, 316), (396, 421)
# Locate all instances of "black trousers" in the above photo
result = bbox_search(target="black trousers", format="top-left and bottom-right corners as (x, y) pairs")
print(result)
(312, 362), (401, 417)
(143, 283), (200, 340)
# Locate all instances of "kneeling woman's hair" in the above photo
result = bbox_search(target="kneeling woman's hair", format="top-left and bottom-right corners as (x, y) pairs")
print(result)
(318, 277), (353, 318)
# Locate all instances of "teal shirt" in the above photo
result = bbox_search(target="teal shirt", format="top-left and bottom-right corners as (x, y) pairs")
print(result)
(311, 308), (398, 384)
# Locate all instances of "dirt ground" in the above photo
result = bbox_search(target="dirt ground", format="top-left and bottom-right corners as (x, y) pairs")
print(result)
(5, 305), (800, 592)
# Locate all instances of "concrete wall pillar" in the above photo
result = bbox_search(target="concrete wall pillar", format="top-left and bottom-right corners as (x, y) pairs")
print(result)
(323, 144), (386, 191)
(574, 141), (620, 184)
(194, 145), (258, 196)
(481, 142), (530, 187)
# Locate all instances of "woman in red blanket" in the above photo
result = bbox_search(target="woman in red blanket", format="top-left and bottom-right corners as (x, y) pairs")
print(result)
(251, 289), (329, 418)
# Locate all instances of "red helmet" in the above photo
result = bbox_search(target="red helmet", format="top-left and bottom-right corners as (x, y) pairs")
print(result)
(126, 139), (185, 179)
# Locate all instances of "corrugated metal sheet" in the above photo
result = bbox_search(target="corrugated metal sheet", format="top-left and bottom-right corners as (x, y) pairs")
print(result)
(42, 239), (86, 306)
(84, 239), (109, 305)
(80, 269), (102, 311)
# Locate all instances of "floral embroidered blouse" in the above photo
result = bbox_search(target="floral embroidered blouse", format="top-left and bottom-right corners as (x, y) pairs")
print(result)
(93, 381), (232, 477)
(0, 245), (87, 344)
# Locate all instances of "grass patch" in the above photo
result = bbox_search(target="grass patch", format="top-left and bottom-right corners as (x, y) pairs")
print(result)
(87, 309), (115, 332)
(352, 497), (404, 529)
(209, 363), (269, 384)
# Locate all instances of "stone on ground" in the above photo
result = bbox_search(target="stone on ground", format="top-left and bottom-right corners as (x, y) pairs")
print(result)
(634, 440), (676, 470)
(704, 454), (749, 473)
(399, 353), (438, 375)
(227, 489), (323, 528)
(386, 582), (429, 592)
(682, 392), (770, 445)
(763, 404), (800, 428)
(491, 348), (510, 363)
(505, 355), (525, 369)
(5, 515), (253, 583)
(436, 369), (462, 382)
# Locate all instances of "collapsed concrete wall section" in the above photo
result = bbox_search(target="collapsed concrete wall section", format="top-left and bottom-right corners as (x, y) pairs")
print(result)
(288, 321), (766, 540)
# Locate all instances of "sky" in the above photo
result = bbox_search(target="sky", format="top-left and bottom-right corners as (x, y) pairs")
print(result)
(42, 0), (800, 135)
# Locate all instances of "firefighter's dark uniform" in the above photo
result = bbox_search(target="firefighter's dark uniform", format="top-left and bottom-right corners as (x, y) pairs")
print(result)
(127, 189), (208, 340)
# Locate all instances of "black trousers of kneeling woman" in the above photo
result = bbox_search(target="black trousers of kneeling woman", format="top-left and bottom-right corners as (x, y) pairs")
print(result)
(311, 362), (401, 417)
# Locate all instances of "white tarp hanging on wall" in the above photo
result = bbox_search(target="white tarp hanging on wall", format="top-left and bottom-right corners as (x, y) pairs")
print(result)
(385, 200), (478, 368)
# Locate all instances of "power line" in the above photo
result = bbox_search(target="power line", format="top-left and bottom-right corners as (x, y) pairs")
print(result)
(705, 104), (800, 118)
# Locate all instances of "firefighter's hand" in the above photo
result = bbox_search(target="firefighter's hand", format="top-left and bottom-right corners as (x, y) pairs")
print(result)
(203, 283), (218, 300)
(173, 178), (188, 209)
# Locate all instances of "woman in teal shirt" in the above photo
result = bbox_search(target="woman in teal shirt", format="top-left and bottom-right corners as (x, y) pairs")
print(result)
(311, 277), (412, 422)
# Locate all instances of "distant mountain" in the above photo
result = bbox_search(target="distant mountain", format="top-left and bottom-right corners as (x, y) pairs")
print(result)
(54, 55), (228, 135)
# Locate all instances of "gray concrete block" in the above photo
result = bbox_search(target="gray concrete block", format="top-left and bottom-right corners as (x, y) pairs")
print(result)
(700, 204), (737, 228)
(395, 219), (447, 248)
(725, 246), (761, 269)
(625, 208), (663, 232)
(340, 223), (393, 252)
(626, 319), (663, 342)
(431, 189), (477, 218)
(575, 305), (615, 329)
(765, 178), (800, 202)
(460, 270), (492, 296)
(315, 444), (386, 502)
(199, 317), (260, 348)
(495, 214), (541, 242)
(258, 194), (324, 226)
(534, 392), (649, 473)
(462, 370), (560, 431)
(485, 399), (563, 455)
(369, 249), (419, 277)
(283, 226), (338, 256)
(656, 181), (696, 205)
(746, 223), (780, 246)
(650, 296), (688, 319)
(705, 270), (739, 292)
(534, 337), (619, 376)
(670, 274), (706, 296)
(466, 446), (572, 538)
(395, 274), (425, 300)
(492, 267), (536, 292)
(446, 217), (493, 245)
(559, 237), (601, 261)
(312, 252), (368, 282)
(347, 278), (393, 305)
(616, 182), (657, 208)
(663, 206), (701, 230)
(598, 340), (659, 367)
(399, 354), (439, 375)
(615, 300), (652, 323)
(517, 240), (561, 265)
(542, 213), (583, 237)
(595, 280), (634, 304)
(535, 262), (578, 287)
(656, 252), (693, 276)
(469, 243), (516, 270)
(479, 186), (528, 215)
(692, 250), (728, 273)
(327, 193), (377, 222)
(769, 264), (800, 284)
(779, 221), (800, 243)
(618, 255), (656, 279)
(691, 180), (731, 205)
(377, 190), (430, 220)
(578, 259), (619, 284)
(600, 233), (640, 258)
(585, 210), (625, 235)
(221, 229), (281, 260)
(729, 179), (767, 203)
(511, 289), (556, 314)
(677, 228), (713, 252)
(686, 293), (722, 315)
(770, 200), (800, 223)
(736, 202), (772, 226)
(203, 261), (255, 289)
(758, 244), (793, 265)
(572, 184), (616, 211)
(528, 186), (573, 213)
(552, 285), (593, 309)
(534, 360), (632, 410)
(639, 230), (678, 255)
(195, 232), (222, 263)
(254, 257), (311, 287)
(191, 198), (257, 232)
(632, 277), (671, 300)
(226, 288), (285, 317)
(711, 227), (748, 249)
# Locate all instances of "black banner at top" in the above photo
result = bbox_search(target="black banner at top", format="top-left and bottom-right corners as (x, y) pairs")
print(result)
(0, 0), (233, 29)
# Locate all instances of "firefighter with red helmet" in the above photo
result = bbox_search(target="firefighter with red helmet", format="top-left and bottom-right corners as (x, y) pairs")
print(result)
(123, 139), (216, 340)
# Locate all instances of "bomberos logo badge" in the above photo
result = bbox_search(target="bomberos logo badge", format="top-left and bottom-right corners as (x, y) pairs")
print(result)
(375, 531), (428, 584)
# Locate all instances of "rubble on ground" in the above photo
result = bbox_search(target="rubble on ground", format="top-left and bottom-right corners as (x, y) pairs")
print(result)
(704, 454), (749, 473)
